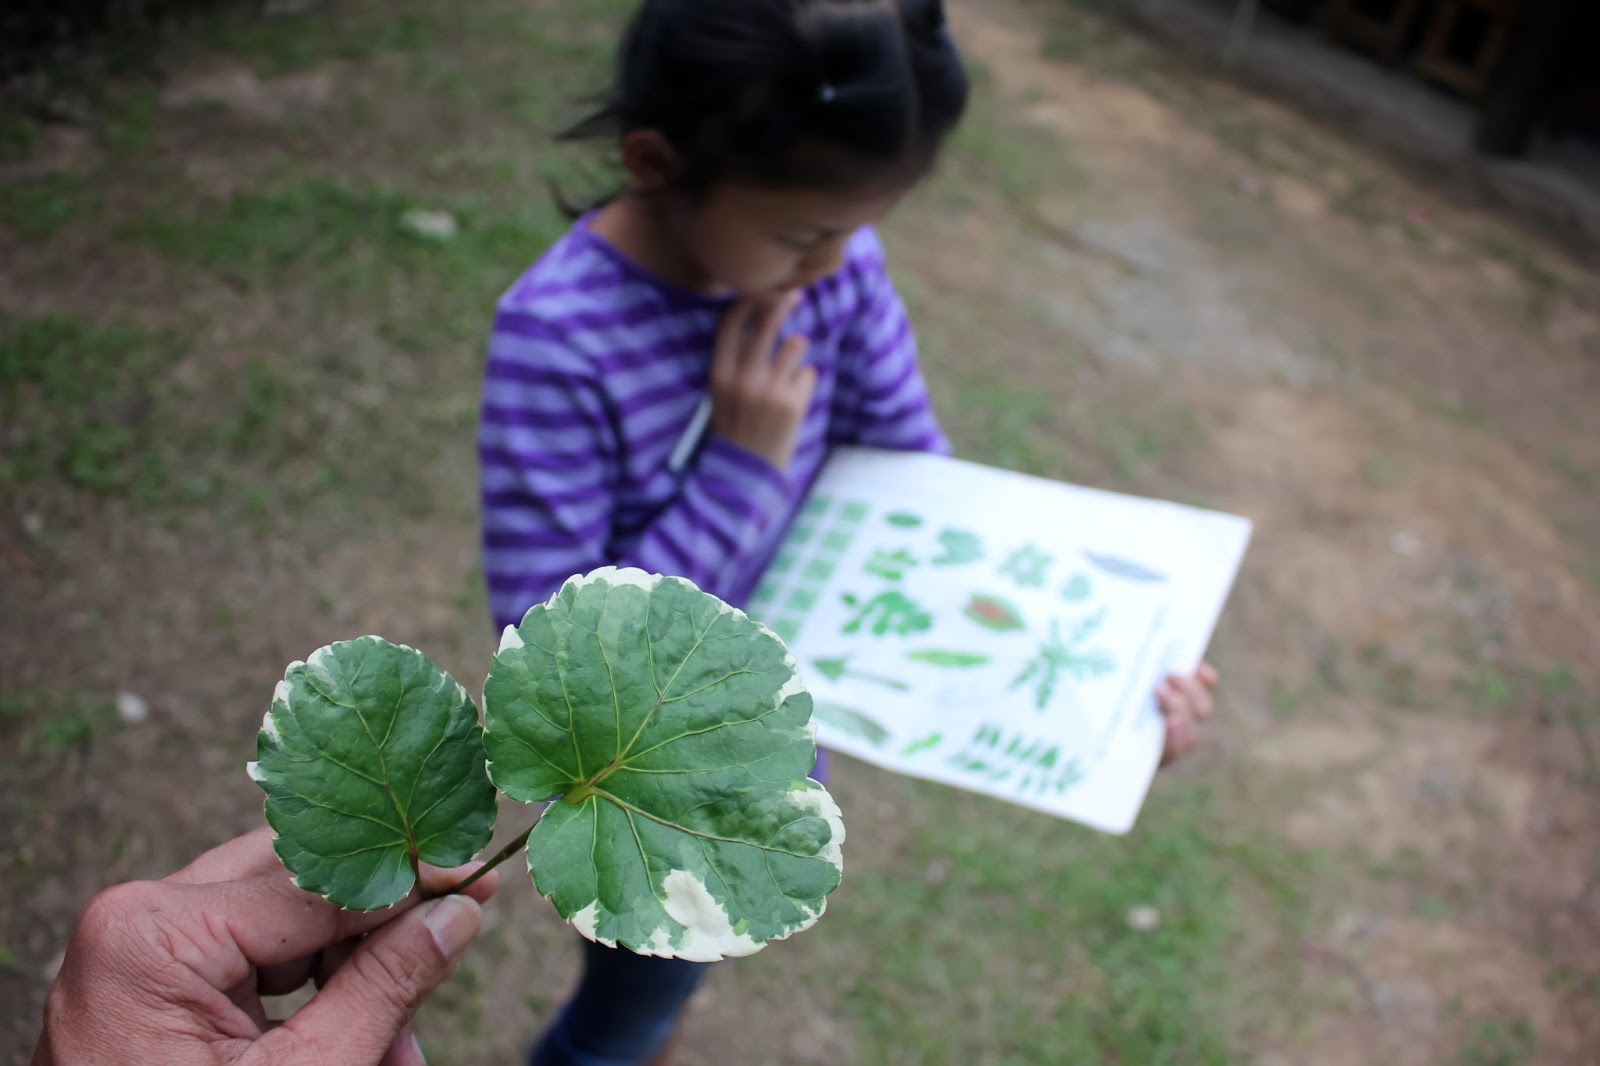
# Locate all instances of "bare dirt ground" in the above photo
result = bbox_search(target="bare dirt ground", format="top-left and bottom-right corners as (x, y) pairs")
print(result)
(3, 0), (1597, 1062)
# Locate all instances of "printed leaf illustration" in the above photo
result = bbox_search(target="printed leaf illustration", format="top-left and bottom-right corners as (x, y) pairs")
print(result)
(249, 637), (498, 911)
(813, 701), (893, 748)
(1083, 551), (1167, 584)
(886, 511), (924, 529)
(483, 568), (844, 962)
(908, 650), (991, 669)
(864, 547), (919, 581)
(1011, 611), (1117, 711)
(932, 529), (984, 567)
(1000, 544), (1054, 588)
(963, 593), (1026, 632)
(900, 731), (944, 757)
(841, 590), (934, 637)
(1060, 573), (1093, 603)
(812, 656), (910, 692)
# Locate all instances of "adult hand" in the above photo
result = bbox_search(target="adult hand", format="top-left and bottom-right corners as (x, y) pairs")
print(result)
(709, 289), (817, 471)
(33, 826), (499, 1066)
(1158, 663), (1219, 766)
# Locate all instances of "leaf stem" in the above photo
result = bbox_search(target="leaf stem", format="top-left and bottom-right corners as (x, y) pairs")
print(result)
(409, 848), (426, 899)
(439, 823), (535, 897)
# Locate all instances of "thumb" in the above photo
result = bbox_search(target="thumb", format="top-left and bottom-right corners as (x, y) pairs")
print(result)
(260, 895), (483, 1065)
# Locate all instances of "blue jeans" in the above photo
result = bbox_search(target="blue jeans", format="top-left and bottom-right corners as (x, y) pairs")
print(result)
(529, 750), (831, 1066)
(529, 937), (710, 1066)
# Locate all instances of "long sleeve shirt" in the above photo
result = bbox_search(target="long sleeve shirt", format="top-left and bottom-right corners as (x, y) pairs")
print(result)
(479, 220), (948, 632)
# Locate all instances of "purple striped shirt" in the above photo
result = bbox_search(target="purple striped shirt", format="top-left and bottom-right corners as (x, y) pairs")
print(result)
(479, 219), (949, 631)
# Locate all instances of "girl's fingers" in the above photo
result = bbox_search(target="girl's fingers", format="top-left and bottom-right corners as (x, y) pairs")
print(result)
(1198, 662), (1220, 689)
(747, 290), (801, 371)
(1165, 673), (1214, 721)
(1162, 716), (1195, 765)
(773, 334), (810, 379)
(712, 299), (759, 383)
(791, 365), (819, 409)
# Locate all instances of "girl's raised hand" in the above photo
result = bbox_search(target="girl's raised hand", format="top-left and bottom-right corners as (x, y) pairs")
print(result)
(1158, 663), (1219, 766)
(709, 290), (818, 471)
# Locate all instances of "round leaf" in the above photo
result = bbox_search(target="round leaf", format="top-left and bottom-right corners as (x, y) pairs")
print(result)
(249, 636), (497, 911)
(483, 568), (845, 962)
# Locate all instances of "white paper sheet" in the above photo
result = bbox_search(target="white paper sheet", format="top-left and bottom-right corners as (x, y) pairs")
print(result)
(748, 448), (1252, 834)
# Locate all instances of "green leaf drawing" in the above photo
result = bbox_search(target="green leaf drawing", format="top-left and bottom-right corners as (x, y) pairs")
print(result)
(1000, 543), (1054, 588)
(948, 724), (1085, 795)
(841, 589), (933, 637)
(864, 547), (919, 581)
(1060, 573), (1093, 603)
(1011, 611), (1117, 711)
(814, 701), (893, 748)
(249, 637), (498, 911)
(908, 650), (991, 669)
(932, 529), (984, 567)
(483, 568), (844, 962)
(812, 656), (910, 691)
(963, 593), (1026, 632)
(886, 511), (924, 529)
(900, 731), (944, 757)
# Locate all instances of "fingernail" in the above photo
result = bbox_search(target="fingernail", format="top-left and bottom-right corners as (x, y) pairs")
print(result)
(410, 1029), (428, 1065)
(423, 895), (481, 960)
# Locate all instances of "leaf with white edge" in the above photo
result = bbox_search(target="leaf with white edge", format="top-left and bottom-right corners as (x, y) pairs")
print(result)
(483, 567), (844, 962)
(249, 637), (497, 911)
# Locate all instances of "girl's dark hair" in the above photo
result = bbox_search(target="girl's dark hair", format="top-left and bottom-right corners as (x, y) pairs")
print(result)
(564, 0), (968, 196)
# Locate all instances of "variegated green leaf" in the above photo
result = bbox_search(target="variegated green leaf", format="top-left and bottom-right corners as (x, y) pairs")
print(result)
(483, 568), (844, 962)
(249, 637), (497, 911)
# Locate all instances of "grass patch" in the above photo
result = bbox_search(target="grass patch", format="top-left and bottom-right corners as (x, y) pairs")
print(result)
(1458, 1016), (1535, 1066)
(124, 178), (567, 304)
(0, 315), (186, 496)
(0, 175), (94, 240)
(0, 111), (39, 162)
(109, 177), (567, 520)
(200, 8), (445, 73)
(953, 383), (1057, 474)
(941, 61), (1094, 210)
(833, 776), (1308, 1063)
(104, 85), (160, 158)
(0, 691), (119, 772)
(1038, 0), (1163, 80)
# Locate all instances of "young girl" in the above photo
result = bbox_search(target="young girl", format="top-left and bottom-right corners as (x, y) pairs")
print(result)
(479, 2), (1217, 1063)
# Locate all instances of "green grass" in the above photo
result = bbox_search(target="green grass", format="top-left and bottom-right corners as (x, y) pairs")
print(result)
(829, 777), (1307, 1063)
(0, 315), (185, 495)
(0, 175), (93, 240)
(125, 179), (566, 309)
(950, 72), (1095, 210)
(0, 111), (39, 162)
(1039, 0), (1163, 80)
(104, 85), (160, 158)
(957, 383), (1058, 474)
(200, 8), (445, 73)
(1458, 1016), (1535, 1066)
(0, 691), (119, 770)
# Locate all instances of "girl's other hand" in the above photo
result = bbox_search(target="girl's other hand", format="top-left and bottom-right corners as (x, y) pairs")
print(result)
(709, 290), (817, 471)
(1158, 663), (1218, 766)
